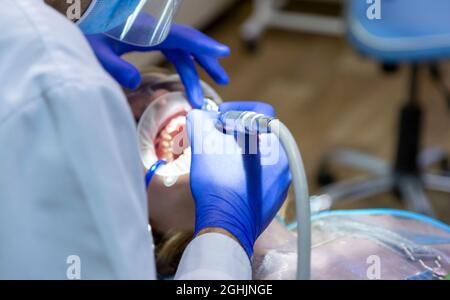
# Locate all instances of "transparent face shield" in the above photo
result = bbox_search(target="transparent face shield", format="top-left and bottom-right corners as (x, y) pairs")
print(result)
(104, 0), (182, 47)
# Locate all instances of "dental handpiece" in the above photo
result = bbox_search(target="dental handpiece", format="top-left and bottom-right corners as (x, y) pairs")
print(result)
(217, 111), (311, 280)
(218, 111), (274, 134)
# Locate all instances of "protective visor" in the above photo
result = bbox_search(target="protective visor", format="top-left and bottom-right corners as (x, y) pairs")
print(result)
(105, 0), (182, 47)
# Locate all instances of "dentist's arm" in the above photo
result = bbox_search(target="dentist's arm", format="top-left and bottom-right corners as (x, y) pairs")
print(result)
(175, 103), (291, 280)
(175, 229), (252, 280)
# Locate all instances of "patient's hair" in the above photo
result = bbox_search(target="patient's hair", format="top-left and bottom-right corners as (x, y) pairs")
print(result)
(153, 230), (193, 276)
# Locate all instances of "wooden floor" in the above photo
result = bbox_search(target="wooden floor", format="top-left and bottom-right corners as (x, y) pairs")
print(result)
(195, 2), (450, 223)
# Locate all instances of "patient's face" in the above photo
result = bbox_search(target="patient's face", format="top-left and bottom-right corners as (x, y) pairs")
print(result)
(125, 76), (195, 233)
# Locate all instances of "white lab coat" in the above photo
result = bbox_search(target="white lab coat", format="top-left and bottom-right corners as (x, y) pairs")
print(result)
(0, 0), (250, 280)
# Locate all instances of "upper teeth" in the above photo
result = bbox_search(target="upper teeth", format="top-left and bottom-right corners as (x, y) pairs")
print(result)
(155, 115), (188, 162)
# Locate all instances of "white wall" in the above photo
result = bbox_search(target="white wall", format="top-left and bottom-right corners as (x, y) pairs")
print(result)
(125, 0), (235, 69)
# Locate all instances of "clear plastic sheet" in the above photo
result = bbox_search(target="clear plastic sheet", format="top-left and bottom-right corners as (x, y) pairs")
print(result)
(253, 210), (450, 280)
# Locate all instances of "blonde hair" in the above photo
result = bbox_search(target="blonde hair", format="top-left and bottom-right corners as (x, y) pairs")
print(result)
(153, 230), (193, 276)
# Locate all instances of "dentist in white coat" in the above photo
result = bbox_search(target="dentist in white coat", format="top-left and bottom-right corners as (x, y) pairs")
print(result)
(0, 0), (291, 279)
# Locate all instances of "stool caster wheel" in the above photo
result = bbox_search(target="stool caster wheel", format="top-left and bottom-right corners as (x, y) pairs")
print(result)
(317, 165), (336, 187)
(440, 156), (450, 173)
(392, 185), (402, 201)
(381, 63), (399, 74)
(242, 38), (260, 54)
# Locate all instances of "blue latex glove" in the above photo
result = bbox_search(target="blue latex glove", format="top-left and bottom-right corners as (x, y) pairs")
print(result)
(86, 19), (230, 108)
(187, 102), (291, 257)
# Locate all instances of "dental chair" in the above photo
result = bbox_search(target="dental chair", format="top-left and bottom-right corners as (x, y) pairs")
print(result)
(316, 0), (450, 216)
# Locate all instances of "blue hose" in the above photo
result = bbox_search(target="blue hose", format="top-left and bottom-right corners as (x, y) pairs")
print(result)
(145, 160), (167, 187)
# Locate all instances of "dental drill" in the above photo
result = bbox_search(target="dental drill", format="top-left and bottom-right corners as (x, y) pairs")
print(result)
(218, 111), (311, 280)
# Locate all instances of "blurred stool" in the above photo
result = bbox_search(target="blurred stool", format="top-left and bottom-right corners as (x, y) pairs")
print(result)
(316, 0), (450, 216)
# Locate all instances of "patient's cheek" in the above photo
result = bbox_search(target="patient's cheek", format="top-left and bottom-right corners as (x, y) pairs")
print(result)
(154, 114), (189, 162)
(145, 112), (193, 233)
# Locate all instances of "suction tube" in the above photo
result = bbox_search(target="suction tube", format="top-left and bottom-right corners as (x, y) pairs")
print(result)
(219, 111), (311, 280)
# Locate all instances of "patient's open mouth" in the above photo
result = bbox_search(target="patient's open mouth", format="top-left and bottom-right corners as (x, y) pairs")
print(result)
(136, 72), (222, 181)
(154, 112), (189, 162)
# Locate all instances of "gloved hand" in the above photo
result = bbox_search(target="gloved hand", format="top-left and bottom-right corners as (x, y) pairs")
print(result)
(85, 16), (230, 108)
(187, 102), (291, 257)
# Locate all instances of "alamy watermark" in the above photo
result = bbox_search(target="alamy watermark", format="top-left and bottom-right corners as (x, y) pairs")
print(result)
(65, 0), (82, 21)
(366, 255), (381, 279)
(66, 255), (81, 280)
(366, 0), (382, 20)
(170, 115), (281, 166)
